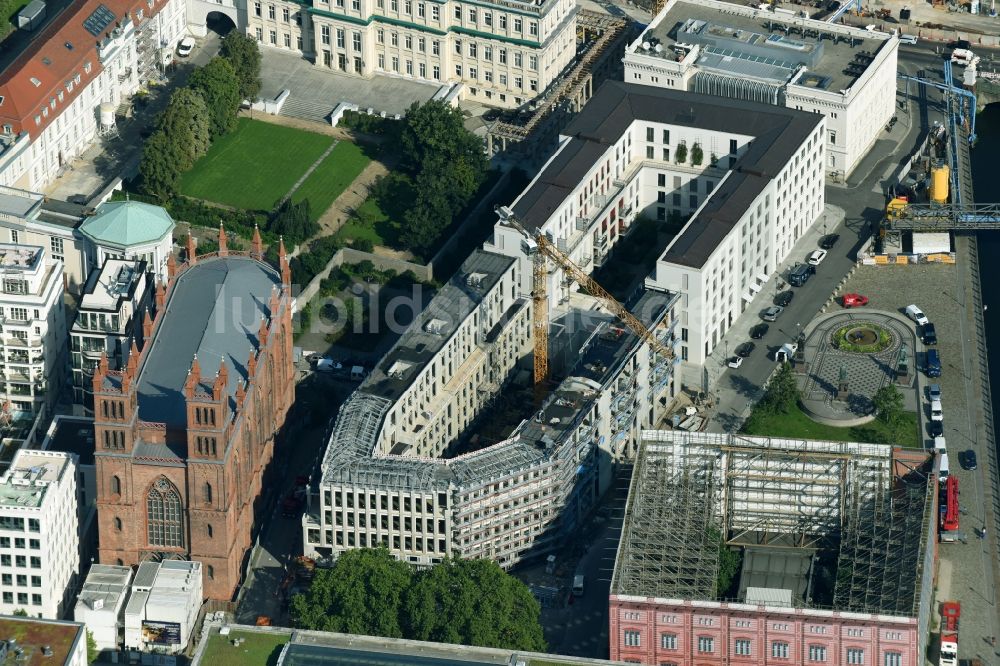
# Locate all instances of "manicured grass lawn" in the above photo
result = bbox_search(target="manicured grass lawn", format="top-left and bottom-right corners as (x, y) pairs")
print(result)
(292, 141), (370, 221)
(179, 118), (334, 211)
(742, 403), (920, 448)
(202, 629), (290, 666)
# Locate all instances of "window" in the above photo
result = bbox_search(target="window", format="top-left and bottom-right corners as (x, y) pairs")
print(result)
(29, 557), (39, 569)
(455, 39), (462, 55)
(499, 14), (507, 28)
(432, 40), (440, 55)
(771, 642), (789, 659)
(207, 565), (214, 579)
(9, 230), (16, 244)
(336, 28), (344, 48)
(456, 65), (462, 77)
(829, 130), (836, 145)
(432, 4), (439, 20)
(454, 4), (461, 18)
(734, 639), (752, 656)
(321, 25), (330, 45)
(254, 1), (260, 15)
(809, 646), (827, 662)
(513, 17), (522, 31)
(847, 649), (865, 665)
(111, 475), (121, 495)
(514, 51), (522, 67)
(282, 7), (289, 20)
(514, 76), (522, 88)
(269, 30), (276, 45)
(660, 634), (676, 650)
(418, 2), (425, 17)
(207, 524), (214, 538)
(623, 630), (640, 647)
(499, 48), (507, 64)
(697, 637), (714, 653)
(203, 482), (213, 504)
(469, 43), (477, 57)
(884, 653), (902, 666)
(147, 478), (184, 548)
(268, 4), (275, 19)
(255, 27), (263, 40)
(353, 32), (361, 50)
(113, 517), (122, 531)
(377, 28), (384, 43)
(468, 8), (476, 21)
(484, 11), (492, 25)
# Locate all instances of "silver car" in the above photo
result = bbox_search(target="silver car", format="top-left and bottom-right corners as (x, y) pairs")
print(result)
(762, 306), (784, 322)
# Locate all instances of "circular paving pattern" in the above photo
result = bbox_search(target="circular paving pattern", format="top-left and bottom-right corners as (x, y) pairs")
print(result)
(798, 311), (915, 425)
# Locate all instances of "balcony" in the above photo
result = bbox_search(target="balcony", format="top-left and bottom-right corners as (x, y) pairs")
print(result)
(2, 337), (41, 348)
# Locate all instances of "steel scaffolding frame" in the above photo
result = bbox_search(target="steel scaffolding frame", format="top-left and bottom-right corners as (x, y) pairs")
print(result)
(611, 440), (720, 599)
(832, 473), (932, 616)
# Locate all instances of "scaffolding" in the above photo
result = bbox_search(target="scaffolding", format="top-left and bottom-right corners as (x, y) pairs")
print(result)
(611, 439), (720, 599)
(832, 471), (933, 616)
(616, 431), (932, 614)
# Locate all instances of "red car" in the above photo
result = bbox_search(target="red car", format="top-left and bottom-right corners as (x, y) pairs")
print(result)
(842, 293), (869, 308)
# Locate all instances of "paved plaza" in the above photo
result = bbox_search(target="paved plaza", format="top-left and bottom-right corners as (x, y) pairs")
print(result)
(798, 310), (918, 424)
(259, 49), (441, 123)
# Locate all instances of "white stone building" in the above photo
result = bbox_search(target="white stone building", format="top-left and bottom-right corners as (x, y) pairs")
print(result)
(622, 0), (897, 179)
(0, 0), (187, 192)
(73, 563), (133, 652)
(489, 81), (824, 390)
(246, 0), (577, 107)
(0, 449), (79, 619)
(70, 258), (154, 413)
(123, 560), (203, 654)
(0, 243), (67, 436)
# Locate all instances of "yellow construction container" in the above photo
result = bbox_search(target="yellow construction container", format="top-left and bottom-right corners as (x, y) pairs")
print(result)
(930, 165), (950, 204)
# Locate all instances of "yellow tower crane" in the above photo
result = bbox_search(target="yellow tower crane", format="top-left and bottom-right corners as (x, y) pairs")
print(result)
(500, 210), (674, 387)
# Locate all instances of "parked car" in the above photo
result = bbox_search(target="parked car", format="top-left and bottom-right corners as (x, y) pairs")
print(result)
(750, 323), (769, 339)
(819, 234), (839, 250)
(775, 342), (798, 363)
(177, 36), (196, 57)
(928, 384), (942, 402)
(806, 249), (828, 266)
(926, 348), (942, 377)
(930, 399), (944, 422)
(775, 290), (794, 307)
(736, 341), (756, 357)
(842, 293), (869, 308)
(788, 263), (815, 287)
(922, 323), (938, 345)
(899, 34), (918, 45)
(930, 420), (944, 438)
(762, 306), (784, 322)
(905, 304), (929, 326)
(727, 356), (743, 369)
(961, 449), (978, 471)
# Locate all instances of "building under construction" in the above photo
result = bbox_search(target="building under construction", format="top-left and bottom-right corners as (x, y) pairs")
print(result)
(610, 431), (936, 666)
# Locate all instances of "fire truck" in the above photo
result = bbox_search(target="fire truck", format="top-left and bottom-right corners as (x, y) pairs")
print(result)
(939, 601), (960, 666)
(940, 475), (960, 535)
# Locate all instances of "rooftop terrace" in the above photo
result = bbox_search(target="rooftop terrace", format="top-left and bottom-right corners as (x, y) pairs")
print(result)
(78, 258), (147, 312)
(0, 450), (68, 509)
(0, 244), (42, 272)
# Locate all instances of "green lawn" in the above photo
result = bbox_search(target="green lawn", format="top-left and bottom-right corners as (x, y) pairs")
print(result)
(179, 118), (334, 211)
(292, 141), (370, 221)
(742, 403), (920, 447)
(202, 629), (290, 666)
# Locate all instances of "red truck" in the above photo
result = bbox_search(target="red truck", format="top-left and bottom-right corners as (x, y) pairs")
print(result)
(281, 476), (309, 518)
(939, 601), (959, 666)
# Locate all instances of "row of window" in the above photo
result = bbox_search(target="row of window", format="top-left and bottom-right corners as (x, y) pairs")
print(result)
(1, 574), (41, 587)
(1, 592), (43, 606)
(0, 554), (42, 568)
(0, 537), (40, 550)
(623, 631), (901, 665)
(0, 517), (40, 532)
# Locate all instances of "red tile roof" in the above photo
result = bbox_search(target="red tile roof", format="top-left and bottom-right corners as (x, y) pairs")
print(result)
(0, 0), (164, 137)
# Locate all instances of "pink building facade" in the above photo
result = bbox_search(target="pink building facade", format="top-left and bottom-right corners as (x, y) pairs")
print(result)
(609, 596), (918, 666)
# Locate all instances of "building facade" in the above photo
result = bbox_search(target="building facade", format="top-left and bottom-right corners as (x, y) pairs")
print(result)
(0, 0), (187, 192)
(489, 81), (824, 390)
(77, 201), (176, 284)
(123, 560), (202, 653)
(74, 563), (133, 651)
(71, 258), (154, 413)
(0, 449), (79, 619)
(93, 232), (295, 600)
(0, 242), (67, 440)
(621, 0), (897, 179)
(246, 0), (577, 107)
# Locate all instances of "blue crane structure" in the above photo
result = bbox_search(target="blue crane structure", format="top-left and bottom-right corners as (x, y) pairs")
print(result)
(827, 0), (862, 23)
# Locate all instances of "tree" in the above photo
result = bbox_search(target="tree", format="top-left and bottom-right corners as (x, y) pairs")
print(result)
(710, 526), (741, 597)
(872, 384), (904, 427)
(675, 143), (688, 164)
(12, 608), (27, 617)
(691, 143), (704, 166)
(221, 31), (262, 102)
(139, 130), (183, 199)
(188, 58), (241, 139)
(86, 630), (99, 664)
(399, 101), (486, 174)
(156, 88), (211, 170)
(269, 199), (317, 244)
(764, 362), (799, 414)
(290, 548), (412, 636)
(403, 558), (546, 652)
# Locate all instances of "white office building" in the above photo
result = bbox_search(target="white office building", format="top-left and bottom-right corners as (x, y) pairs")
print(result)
(73, 564), (133, 652)
(123, 560), (203, 655)
(0, 243), (67, 441)
(0, 0), (187, 193)
(246, 0), (577, 107)
(489, 81), (824, 390)
(622, 0), (897, 179)
(70, 258), (154, 413)
(0, 449), (79, 619)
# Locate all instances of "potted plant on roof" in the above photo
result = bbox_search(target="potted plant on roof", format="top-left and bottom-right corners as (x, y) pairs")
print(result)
(710, 152), (719, 168)
(675, 142), (688, 165)
(691, 143), (704, 166)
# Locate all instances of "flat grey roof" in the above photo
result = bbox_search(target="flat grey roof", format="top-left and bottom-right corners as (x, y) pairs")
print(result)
(645, 0), (887, 93)
(135, 256), (282, 429)
(512, 81), (820, 269)
(0, 190), (41, 219)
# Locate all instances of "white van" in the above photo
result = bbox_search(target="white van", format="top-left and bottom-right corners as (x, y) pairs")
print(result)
(951, 48), (978, 66)
(934, 435), (947, 452)
(573, 575), (585, 597)
(931, 400), (944, 421)
(939, 452), (950, 479)
(904, 304), (929, 326)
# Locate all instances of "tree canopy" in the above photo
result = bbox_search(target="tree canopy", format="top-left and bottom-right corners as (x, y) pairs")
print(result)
(269, 199), (317, 245)
(139, 130), (183, 199)
(156, 87), (211, 170)
(221, 31), (262, 102)
(872, 384), (904, 426)
(764, 362), (800, 414)
(188, 57), (241, 139)
(290, 549), (546, 652)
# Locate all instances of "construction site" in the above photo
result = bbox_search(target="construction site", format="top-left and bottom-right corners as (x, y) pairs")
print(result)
(610, 431), (937, 666)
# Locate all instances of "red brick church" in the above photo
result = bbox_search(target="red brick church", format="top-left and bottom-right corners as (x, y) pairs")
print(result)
(92, 228), (295, 600)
